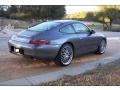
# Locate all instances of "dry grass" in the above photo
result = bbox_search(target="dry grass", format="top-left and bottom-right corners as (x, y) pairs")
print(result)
(40, 60), (120, 86)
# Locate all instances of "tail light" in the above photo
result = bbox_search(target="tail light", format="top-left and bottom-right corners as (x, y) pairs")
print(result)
(29, 40), (50, 45)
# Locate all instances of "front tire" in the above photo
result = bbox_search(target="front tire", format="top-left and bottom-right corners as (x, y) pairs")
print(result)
(55, 44), (73, 66)
(96, 39), (106, 54)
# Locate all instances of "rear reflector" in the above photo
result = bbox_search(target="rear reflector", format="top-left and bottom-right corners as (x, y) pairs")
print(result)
(29, 40), (50, 45)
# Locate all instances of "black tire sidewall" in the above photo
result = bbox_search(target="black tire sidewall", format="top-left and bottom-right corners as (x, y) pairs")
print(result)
(55, 44), (73, 66)
(97, 40), (106, 54)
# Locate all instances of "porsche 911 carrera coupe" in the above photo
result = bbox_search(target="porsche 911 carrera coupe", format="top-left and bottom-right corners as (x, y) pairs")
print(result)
(8, 20), (107, 66)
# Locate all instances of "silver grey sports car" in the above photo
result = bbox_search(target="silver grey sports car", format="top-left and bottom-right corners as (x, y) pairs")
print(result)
(8, 20), (107, 66)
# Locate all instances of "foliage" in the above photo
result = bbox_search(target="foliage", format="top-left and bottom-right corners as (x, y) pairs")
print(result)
(95, 6), (120, 30)
(65, 6), (120, 30)
(65, 12), (87, 20)
(0, 5), (65, 21)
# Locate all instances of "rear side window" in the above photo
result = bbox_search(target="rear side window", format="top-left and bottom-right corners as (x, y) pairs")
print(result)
(60, 25), (75, 34)
(72, 23), (90, 34)
(28, 21), (61, 31)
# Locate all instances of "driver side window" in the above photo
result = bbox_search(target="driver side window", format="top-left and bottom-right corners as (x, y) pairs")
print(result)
(72, 23), (90, 34)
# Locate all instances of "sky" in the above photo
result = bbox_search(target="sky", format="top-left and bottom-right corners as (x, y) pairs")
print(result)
(66, 6), (99, 14)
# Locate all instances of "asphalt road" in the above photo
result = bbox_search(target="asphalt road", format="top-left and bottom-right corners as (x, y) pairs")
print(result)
(0, 31), (120, 82)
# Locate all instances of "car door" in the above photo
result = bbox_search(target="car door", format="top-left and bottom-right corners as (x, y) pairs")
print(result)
(59, 24), (82, 56)
(72, 22), (98, 54)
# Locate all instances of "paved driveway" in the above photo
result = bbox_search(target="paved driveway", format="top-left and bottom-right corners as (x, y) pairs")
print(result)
(0, 31), (120, 82)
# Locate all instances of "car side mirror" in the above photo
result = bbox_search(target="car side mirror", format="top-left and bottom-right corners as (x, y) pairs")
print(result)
(90, 30), (95, 34)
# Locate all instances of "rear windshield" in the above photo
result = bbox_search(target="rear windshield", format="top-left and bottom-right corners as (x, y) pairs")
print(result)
(28, 21), (61, 31)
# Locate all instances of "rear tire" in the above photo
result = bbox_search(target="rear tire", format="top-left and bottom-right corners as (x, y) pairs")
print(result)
(55, 44), (73, 66)
(96, 39), (106, 54)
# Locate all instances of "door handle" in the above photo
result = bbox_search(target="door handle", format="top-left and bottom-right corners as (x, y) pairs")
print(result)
(79, 38), (83, 39)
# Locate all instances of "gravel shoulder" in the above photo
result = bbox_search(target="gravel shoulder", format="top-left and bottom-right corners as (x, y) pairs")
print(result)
(40, 59), (120, 86)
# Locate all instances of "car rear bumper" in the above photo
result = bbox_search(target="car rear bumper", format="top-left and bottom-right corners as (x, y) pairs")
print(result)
(8, 40), (61, 60)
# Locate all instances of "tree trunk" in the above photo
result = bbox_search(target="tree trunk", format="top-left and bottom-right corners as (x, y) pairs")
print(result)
(105, 23), (109, 30)
(102, 17), (105, 31)
(102, 23), (104, 30)
(0, 18), (4, 31)
(109, 19), (112, 31)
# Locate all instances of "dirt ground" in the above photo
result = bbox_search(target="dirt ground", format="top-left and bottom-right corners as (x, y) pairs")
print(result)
(40, 60), (120, 86)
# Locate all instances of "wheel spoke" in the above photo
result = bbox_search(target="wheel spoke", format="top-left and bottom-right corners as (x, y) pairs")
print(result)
(60, 45), (73, 65)
(100, 40), (106, 53)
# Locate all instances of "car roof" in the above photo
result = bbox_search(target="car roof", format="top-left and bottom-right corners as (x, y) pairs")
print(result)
(51, 20), (83, 24)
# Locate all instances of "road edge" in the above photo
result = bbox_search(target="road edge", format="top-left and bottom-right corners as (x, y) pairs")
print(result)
(0, 53), (120, 85)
